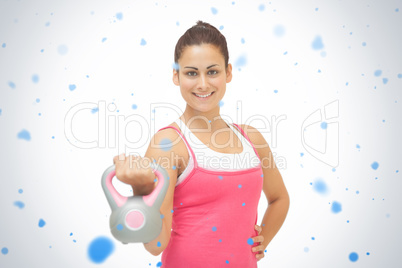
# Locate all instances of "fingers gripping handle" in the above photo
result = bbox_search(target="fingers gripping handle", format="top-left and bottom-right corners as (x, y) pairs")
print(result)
(101, 165), (128, 210)
(101, 163), (169, 210)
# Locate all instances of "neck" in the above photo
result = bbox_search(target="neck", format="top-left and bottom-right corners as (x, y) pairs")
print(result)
(181, 105), (228, 131)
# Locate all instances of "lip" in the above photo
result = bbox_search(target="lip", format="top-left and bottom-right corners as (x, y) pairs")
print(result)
(193, 91), (215, 100)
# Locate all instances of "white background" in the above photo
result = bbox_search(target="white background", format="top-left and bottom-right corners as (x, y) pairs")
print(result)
(0, 0), (401, 267)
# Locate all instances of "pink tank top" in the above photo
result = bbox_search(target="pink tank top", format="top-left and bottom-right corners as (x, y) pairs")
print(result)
(158, 123), (264, 267)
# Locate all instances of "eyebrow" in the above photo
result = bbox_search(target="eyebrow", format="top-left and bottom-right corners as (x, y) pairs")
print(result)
(183, 64), (219, 70)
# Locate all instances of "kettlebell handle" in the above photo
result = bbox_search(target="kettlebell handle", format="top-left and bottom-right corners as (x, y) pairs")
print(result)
(101, 162), (169, 210)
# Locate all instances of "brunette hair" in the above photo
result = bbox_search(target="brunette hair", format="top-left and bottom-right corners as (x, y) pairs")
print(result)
(174, 20), (229, 70)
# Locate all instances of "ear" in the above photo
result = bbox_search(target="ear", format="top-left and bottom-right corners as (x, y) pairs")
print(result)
(226, 63), (233, 83)
(173, 69), (180, 86)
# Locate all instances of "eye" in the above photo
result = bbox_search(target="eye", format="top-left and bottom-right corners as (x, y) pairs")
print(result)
(208, 70), (218, 75)
(187, 71), (197, 76)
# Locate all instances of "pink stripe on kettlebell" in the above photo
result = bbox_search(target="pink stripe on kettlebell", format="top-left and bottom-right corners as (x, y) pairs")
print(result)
(106, 170), (128, 207)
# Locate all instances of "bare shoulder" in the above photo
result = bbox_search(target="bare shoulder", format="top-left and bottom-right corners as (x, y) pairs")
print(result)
(146, 121), (189, 172)
(237, 124), (269, 149)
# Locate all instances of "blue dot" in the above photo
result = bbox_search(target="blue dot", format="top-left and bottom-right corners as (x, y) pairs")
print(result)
(304, 247), (309, 252)
(273, 25), (285, 37)
(157, 241), (161, 247)
(258, 4), (265, 11)
(211, 7), (218, 14)
(132, 104), (138, 110)
(397, 73), (402, 79)
(17, 129), (31, 141)
(154, 178), (157, 182)
(172, 165), (176, 170)
(91, 107), (99, 114)
(45, 21), (50, 27)
(38, 219), (46, 228)
(159, 138), (172, 151)
(219, 25), (224, 30)
(140, 38), (147, 46)
(176, 21), (180, 26)
(116, 224), (123, 231)
(8, 81), (16, 89)
(102, 37), (107, 42)
(241, 38), (245, 44)
(312, 237), (315, 240)
(283, 51), (288, 55)
(261, 174), (263, 177)
(116, 12), (123, 20)
(383, 78), (388, 84)
(366, 252), (370, 255)
(35, 98), (40, 103)
(69, 84), (76, 91)
(88, 236), (115, 263)
(219, 239), (222, 242)
(274, 89), (278, 93)
(371, 161), (379, 170)
(396, 8), (399, 12)
(212, 226), (217, 232)
(172, 62), (180, 70)
(349, 252), (359, 262)
(356, 190), (359, 194)
(18, 189), (23, 194)
(1, 247), (8, 255)
(58, 44), (68, 55)
(219, 100), (224, 107)
(32, 74), (39, 83)
(235, 55), (247, 68)
(374, 70), (382, 77)
(156, 261), (162, 267)
(311, 36), (324, 50)
(70, 232), (73, 236)
(218, 176), (223, 180)
(320, 122), (327, 129)
(313, 179), (327, 194)
(331, 201), (342, 213)
(1, 43), (6, 48)
(238, 184), (242, 188)
(160, 214), (164, 219)
(247, 238), (254, 245)
(242, 203), (246, 206)
(346, 82), (349, 86)
(315, 7), (319, 11)
(320, 51), (327, 57)
(14, 201), (25, 209)
(362, 42), (367, 46)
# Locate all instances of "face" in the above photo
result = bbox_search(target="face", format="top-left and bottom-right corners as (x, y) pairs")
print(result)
(173, 44), (232, 114)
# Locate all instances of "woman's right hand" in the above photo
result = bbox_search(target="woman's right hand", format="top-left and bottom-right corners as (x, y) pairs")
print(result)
(113, 153), (157, 195)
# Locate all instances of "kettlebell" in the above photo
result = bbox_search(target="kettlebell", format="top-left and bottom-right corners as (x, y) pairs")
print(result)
(101, 162), (169, 244)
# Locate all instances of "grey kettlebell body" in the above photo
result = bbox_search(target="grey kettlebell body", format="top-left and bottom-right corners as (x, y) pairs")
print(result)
(101, 163), (169, 244)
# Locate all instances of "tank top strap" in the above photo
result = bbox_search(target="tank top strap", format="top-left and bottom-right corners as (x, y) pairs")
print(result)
(157, 125), (198, 168)
(231, 123), (261, 160)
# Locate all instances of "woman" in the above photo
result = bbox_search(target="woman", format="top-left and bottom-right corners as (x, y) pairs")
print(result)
(113, 20), (289, 267)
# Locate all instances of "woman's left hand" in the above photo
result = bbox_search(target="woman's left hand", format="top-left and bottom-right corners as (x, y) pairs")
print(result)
(251, 225), (265, 261)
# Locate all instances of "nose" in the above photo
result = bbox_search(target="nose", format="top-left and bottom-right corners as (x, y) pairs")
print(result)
(197, 73), (210, 91)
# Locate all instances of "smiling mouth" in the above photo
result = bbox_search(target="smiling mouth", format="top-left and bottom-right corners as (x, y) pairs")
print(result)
(193, 92), (215, 98)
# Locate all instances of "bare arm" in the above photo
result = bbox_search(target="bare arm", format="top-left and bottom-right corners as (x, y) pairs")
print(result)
(113, 128), (183, 256)
(241, 124), (290, 250)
